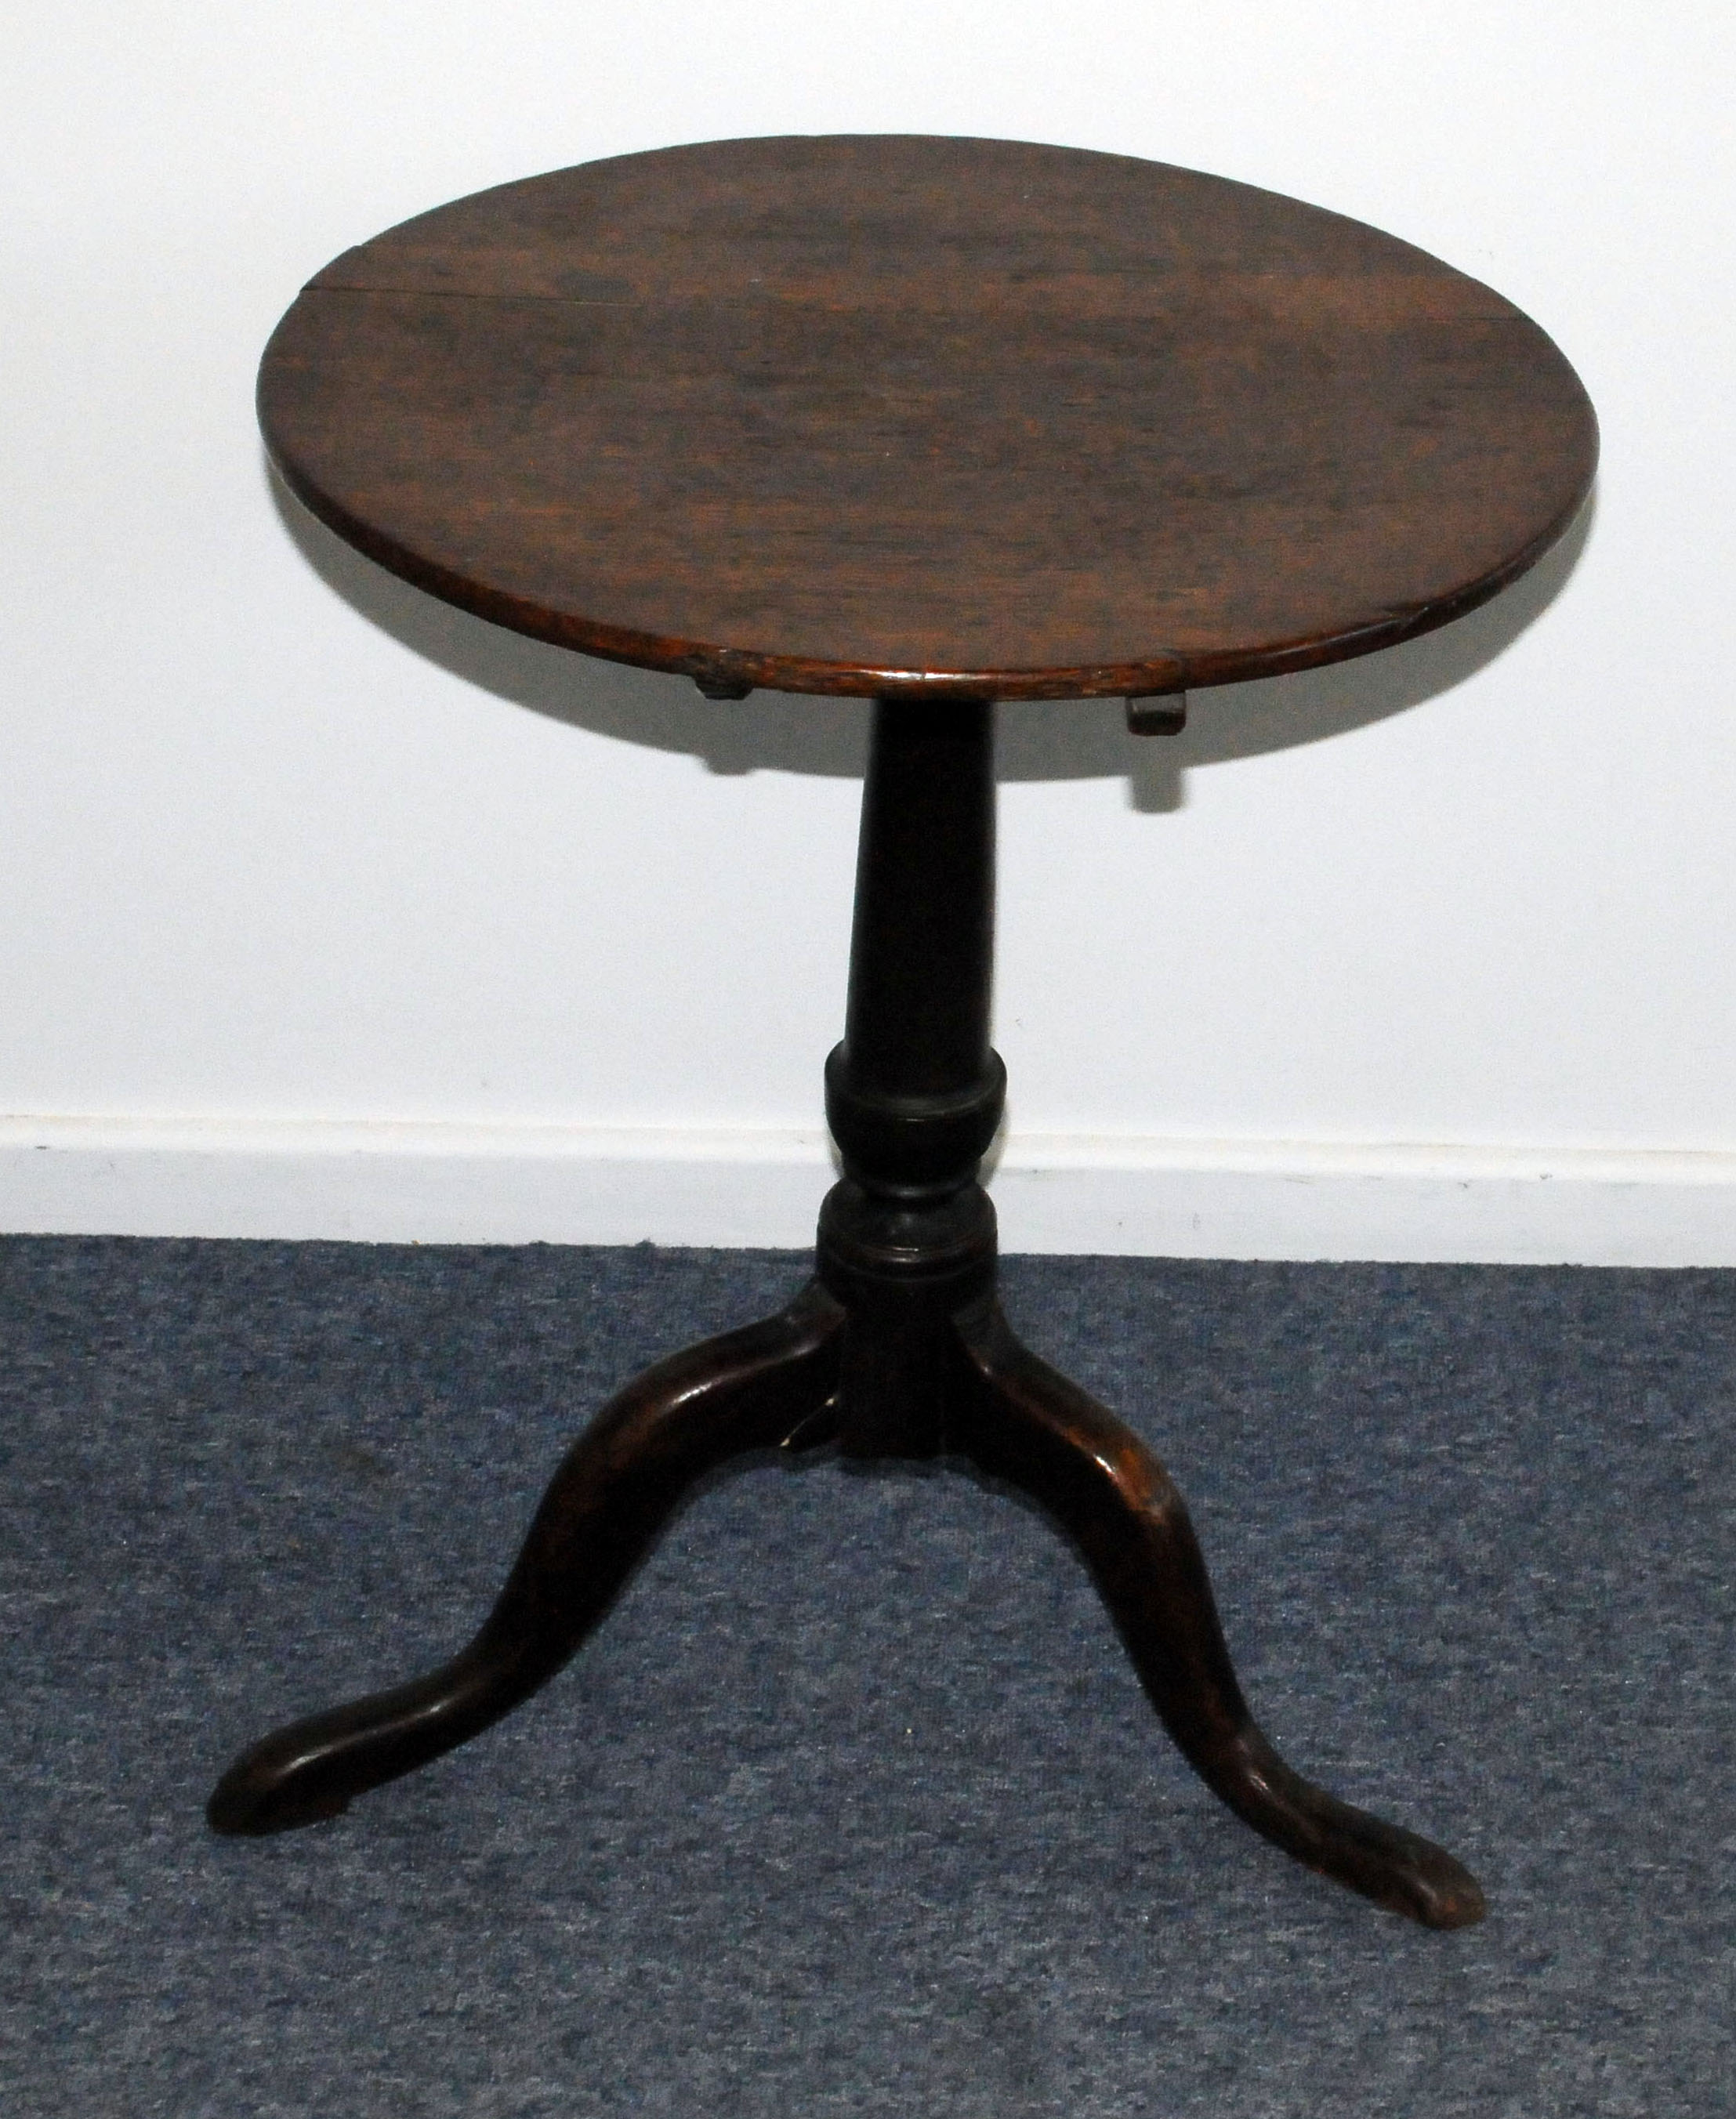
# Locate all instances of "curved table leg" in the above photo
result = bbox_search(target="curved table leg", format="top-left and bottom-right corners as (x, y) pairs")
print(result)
(208, 1282), (846, 1835)
(951, 1303), (1484, 1929)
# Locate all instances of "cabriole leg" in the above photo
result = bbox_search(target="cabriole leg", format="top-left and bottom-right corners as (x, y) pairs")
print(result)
(208, 1284), (844, 1835)
(949, 1302), (1485, 1929)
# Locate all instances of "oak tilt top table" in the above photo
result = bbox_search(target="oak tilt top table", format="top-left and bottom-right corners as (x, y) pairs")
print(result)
(211, 136), (1597, 1930)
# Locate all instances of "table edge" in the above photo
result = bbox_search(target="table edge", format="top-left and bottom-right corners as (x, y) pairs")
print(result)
(264, 436), (1596, 703)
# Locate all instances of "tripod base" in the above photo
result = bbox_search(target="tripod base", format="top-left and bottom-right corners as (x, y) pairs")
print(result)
(209, 1181), (1484, 1931)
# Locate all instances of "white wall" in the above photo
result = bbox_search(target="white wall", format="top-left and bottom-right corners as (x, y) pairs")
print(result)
(5, 3), (1734, 1262)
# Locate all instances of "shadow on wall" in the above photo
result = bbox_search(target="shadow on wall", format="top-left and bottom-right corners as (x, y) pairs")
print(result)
(270, 468), (1595, 814)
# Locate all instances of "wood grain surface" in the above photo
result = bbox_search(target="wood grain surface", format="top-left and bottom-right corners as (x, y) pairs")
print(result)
(259, 134), (1596, 701)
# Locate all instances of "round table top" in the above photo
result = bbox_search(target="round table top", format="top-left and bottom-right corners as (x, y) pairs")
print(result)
(260, 134), (1596, 702)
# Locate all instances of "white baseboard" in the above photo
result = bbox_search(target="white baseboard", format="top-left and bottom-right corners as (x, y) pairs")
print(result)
(0, 1117), (832, 1249)
(2, 1115), (1734, 1265)
(993, 1135), (1736, 1266)
(0, 1118), (1729, 1262)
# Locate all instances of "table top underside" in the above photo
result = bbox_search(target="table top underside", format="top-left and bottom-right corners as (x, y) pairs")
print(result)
(259, 135), (1597, 701)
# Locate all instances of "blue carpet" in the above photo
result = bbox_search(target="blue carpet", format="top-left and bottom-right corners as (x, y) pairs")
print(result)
(2, 1237), (1731, 2115)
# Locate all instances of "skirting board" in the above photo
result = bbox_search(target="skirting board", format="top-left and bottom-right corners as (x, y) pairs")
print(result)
(3, 1116), (1734, 1266)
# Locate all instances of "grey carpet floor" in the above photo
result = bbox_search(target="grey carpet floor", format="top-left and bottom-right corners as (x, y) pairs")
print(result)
(2, 1236), (1732, 2117)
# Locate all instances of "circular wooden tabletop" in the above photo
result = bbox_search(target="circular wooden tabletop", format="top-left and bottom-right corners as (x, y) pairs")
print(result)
(260, 135), (1596, 702)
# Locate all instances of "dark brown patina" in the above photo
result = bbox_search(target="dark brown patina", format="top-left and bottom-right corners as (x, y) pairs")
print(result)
(216, 138), (1596, 1931)
(259, 133), (1594, 702)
